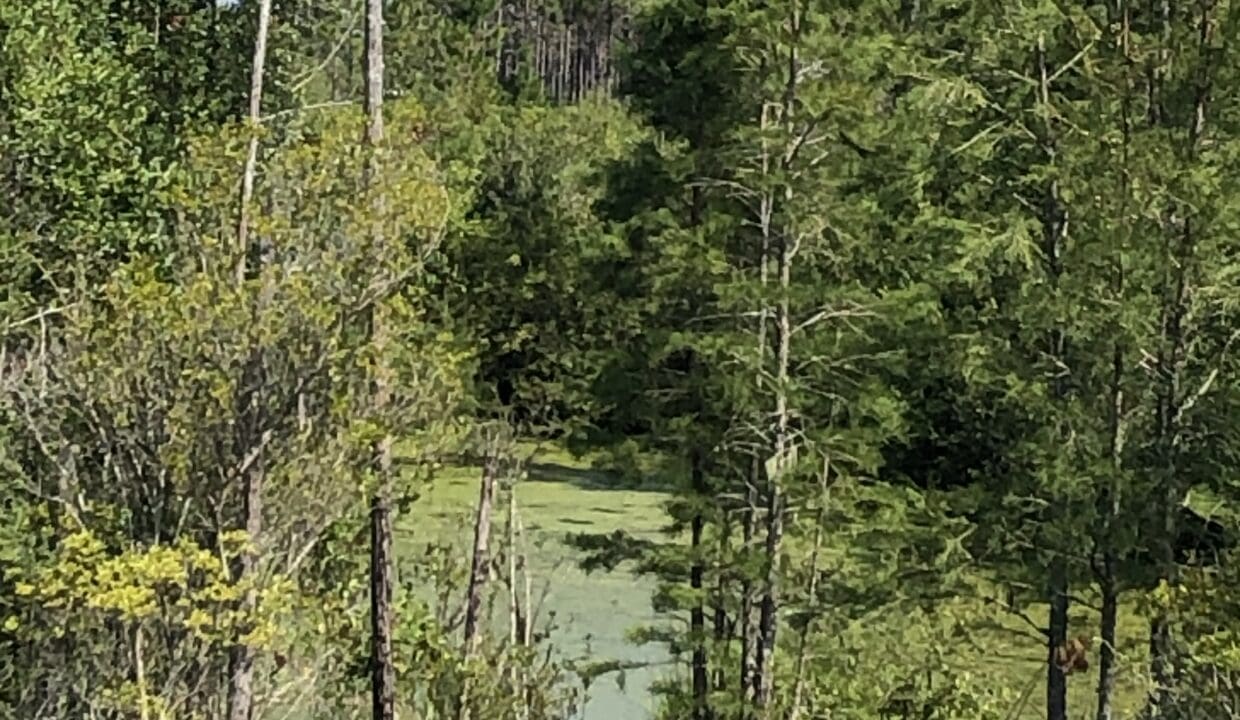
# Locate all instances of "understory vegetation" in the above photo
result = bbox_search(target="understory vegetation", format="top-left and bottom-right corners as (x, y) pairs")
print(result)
(2, 1), (1240, 719)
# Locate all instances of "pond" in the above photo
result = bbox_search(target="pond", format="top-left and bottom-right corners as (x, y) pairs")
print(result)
(415, 460), (674, 720)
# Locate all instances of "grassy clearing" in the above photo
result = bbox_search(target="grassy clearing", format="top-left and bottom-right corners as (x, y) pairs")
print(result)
(966, 597), (1152, 719)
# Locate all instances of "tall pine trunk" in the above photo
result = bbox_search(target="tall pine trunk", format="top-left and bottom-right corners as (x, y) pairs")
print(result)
(1036, 30), (1070, 720)
(690, 452), (710, 720)
(1046, 564), (1069, 720)
(1096, 570), (1118, 720)
(713, 518), (731, 695)
(1095, 10), (1134, 716)
(738, 99), (774, 718)
(753, 7), (799, 708)
(362, 1), (395, 718)
(234, 0), (272, 287)
(1095, 349), (1125, 720)
(1147, 7), (1213, 714)
(227, 1), (273, 718)
(788, 456), (829, 720)
(752, 240), (788, 711)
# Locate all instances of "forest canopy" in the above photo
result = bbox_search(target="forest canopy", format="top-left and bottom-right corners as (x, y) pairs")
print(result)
(2, 1), (1239, 719)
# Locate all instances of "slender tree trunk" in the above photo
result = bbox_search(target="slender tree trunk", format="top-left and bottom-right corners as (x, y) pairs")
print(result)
(690, 453), (710, 720)
(788, 455), (829, 720)
(495, 3), (505, 81)
(713, 518), (731, 694)
(508, 484), (519, 650)
(737, 467), (757, 718)
(1148, 7), (1213, 715)
(464, 452), (500, 653)
(1096, 9), (1134, 717)
(518, 505), (533, 647)
(753, 184), (790, 715)
(738, 97), (774, 720)
(1047, 564), (1069, 720)
(235, 0), (273, 286)
(228, 3), (273, 718)
(459, 449), (500, 720)
(1035, 29), (1070, 720)
(1095, 348), (1125, 720)
(369, 465), (395, 720)
(754, 11), (799, 705)
(506, 484), (531, 720)
(228, 403), (264, 720)
(682, 177), (711, 720)
(362, 1), (395, 718)
(559, 26), (569, 103)
(1096, 569), (1118, 720)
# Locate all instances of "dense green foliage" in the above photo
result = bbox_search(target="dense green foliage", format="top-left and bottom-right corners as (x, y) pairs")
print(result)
(2, 0), (1239, 719)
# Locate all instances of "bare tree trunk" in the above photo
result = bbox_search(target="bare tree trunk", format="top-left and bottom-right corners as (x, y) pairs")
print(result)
(518, 505), (533, 648)
(134, 625), (150, 720)
(228, 394), (265, 720)
(754, 12), (799, 704)
(1148, 7), (1214, 716)
(737, 468), (757, 717)
(690, 453), (710, 720)
(228, 2), (273, 718)
(1095, 9), (1133, 717)
(508, 485), (519, 650)
(495, 3), (505, 80)
(1096, 570), (1118, 720)
(370, 462), (395, 720)
(713, 518), (731, 694)
(1047, 564), (1069, 720)
(362, 1), (395, 718)
(506, 484), (532, 720)
(739, 99), (774, 720)
(559, 26), (569, 103)
(1095, 348), (1125, 720)
(788, 456), (829, 720)
(459, 447), (500, 720)
(752, 236), (788, 713)
(235, 0), (273, 286)
(464, 453), (500, 653)
(1034, 29), (1072, 720)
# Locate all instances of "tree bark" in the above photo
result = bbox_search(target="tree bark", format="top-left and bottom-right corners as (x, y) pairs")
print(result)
(754, 15), (798, 704)
(690, 452), (710, 720)
(1095, 349), (1125, 720)
(788, 456), (829, 720)
(362, 0), (395, 718)
(752, 180), (790, 715)
(713, 518), (731, 695)
(369, 471), (395, 720)
(235, 0), (273, 286)
(1095, 10), (1134, 716)
(227, 404), (264, 720)
(737, 466), (757, 718)
(1096, 571), (1118, 720)
(463, 453), (500, 653)
(1035, 29), (1070, 720)
(227, 2), (273, 718)
(738, 98), (774, 719)
(1046, 563), (1069, 720)
(1148, 7), (1213, 715)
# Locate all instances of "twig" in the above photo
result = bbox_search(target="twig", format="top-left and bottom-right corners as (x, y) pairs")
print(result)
(289, 9), (359, 94)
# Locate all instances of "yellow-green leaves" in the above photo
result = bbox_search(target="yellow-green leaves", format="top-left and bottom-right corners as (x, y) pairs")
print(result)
(13, 530), (287, 643)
